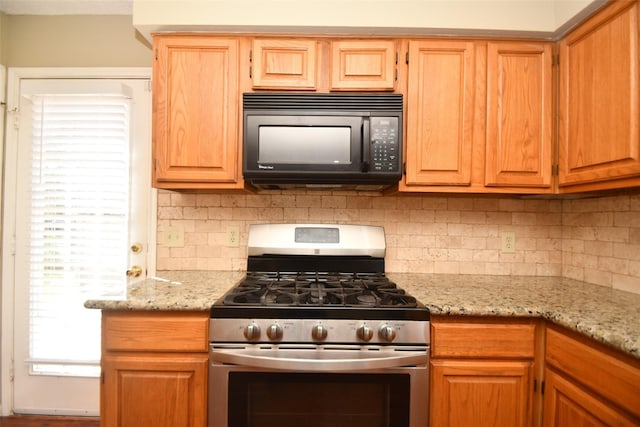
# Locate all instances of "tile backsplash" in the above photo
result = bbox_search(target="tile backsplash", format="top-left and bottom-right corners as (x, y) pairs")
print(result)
(156, 190), (640, 294)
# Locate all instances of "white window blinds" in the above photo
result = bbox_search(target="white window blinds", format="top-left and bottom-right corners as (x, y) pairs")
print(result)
(25, 93), (131, 376)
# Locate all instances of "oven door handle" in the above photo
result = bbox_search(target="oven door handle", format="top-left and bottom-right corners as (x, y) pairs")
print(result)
(210, 348), (428, 371)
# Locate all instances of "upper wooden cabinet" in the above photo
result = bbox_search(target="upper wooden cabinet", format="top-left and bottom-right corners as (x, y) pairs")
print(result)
(152, 35), (243, 189)
(558, 0), (640, 192)
(251, 39), (318, 90)
(402, 39), (553, 194)
(485, 41), (553, 189)
(404, 40), (476, 187)
(330, 40), (396, 91)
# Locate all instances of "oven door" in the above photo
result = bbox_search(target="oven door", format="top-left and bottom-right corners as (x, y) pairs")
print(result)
(209, 344), (428, 427)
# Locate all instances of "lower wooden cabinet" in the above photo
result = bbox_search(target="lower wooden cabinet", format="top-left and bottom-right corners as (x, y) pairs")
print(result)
(431, 359), (533, 427)
(100, 311), (209, 427)
(429, 317), (541, 427)
(543, 326), (640, 426)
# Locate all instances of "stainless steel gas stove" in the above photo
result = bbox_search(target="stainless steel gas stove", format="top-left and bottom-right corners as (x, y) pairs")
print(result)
(209, 224), (430, 427)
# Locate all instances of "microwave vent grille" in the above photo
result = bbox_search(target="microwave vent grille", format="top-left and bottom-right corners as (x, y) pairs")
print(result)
(243, 93), (403, 111)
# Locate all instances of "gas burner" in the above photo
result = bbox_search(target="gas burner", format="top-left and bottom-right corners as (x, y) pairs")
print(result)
(221, 271), (418, 308)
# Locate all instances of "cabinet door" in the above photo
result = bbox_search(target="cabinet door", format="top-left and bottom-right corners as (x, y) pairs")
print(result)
(252, 39), (317, 89)
(430, 359), (533, 427)
(153, 36), (240, 188)
(102, 354), (208, 427)
(405, 40), (475, 186)
(542, 368), (638, 427)
(330, 40), (396, 91)
(558, 1), (640, 188)
(485, 41), (553, 188)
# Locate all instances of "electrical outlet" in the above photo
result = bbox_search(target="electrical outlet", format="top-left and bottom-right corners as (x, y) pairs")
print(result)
(501, 231), (515, 253)
(164, 225), (184, 247)
(226, 226), (240, 247)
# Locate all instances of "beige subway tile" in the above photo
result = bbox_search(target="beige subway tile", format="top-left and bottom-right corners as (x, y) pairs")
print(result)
(185, 232), (208, 246)
(397, 222), (423, 235)
(472, 249), (499, 262)
(258, 208), (284, 221)
(447, 248), (474, 261)
(422, 197), (448, 210)
(283, 208), (310, 221)
(335, 209), (361, 222)
(485, 262), (511, 275)
(499, 252), (525, 263)
(630, 260), (640, 276)
(459, 262), (486, 274)
(447, 198), (473, 211)
(460, 211), (487, 224)
(360, 209), (386, 222)
(424, 248), (447, 261)
(294, 195), (323, 208)
(597, 256), (628, 274)
(346, 196), (373, 209)
(308, 208), (336, 221)
(180, 258), (199, 270)
(614, 211), (640, 227)
(170, 192), (196, 207)
(612, 274), (640, 294)
(537, 238), (562, 251)
(629, 194), (640, 211)
(461, 236), (487, 249)
(601, 195), (629, 212)
(434, 261), (460, 274)
(230, 207), (259, 220)
(563, 265), (584, 281)
(423, 222), (448, 235)
(584, 240), (613, 256)
(194, 220), (221, 233)
(183, 207), (208, 220)
(157, 191), (172, 206)
(385, 209), (408, 223)
(409, 234), (436, 248)
(269, 195), (296, 207)
(397, 197), (424, 210)
(158, 206), (183, 220)
(472, 198), (499, 212)
(498, 198), (524, 212)
(435, 210), (461, 223)
(510, 263), (537, 275)
(410, 209), (435, 223)
(397, 247), (423, 260)
(196, 194), (221, 207)
(523, 250), (549, 264)
(486, 211), (512, 225)
(537, 263), (562, 276)
(221, 194), (247, 208)
(512, 212), (537, 225)
(447, 223), (473, 236)
(437, 235), (462, 248)
(536, 213), (562, 226)
(595, 226), (629, 242)
(584, 268), (612, 287)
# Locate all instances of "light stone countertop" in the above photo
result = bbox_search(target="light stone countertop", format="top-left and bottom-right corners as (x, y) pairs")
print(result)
(85, 271), (640, 359)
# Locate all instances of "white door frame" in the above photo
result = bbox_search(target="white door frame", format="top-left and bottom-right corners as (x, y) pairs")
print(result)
(1, 67), (157, 416)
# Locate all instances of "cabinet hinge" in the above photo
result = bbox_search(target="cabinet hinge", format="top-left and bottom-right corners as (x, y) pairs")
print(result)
(552, 164), (559, 176)
(155, 48), (158, 61)
(395, 52), (399, 65)
(153, 158), (157, 172)
(395, 68), (398, 82)
(403, 162), (407, 176)
(249, 49), (253, 63)
(405, 51), (409, 65)
(552, 54), (559, 66)
(249, 65), (253, 79)
(541, 380), (545, 395)
(534, 379), (537, 392)
(101, 372), (105, 384)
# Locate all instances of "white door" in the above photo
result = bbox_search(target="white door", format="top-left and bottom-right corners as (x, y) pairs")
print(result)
(1, 69), (154, 416)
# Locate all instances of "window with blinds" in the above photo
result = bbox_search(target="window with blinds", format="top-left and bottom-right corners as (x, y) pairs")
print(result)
(25, 94), (131, 377)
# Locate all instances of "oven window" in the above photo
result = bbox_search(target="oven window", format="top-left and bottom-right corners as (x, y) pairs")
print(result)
(228, 372), (410, 427)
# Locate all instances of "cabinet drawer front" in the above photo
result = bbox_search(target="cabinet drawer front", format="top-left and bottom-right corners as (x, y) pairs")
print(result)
(103, 312), (208, 352)
(545, 326), (640, 418)
(431, 320), (536, 358)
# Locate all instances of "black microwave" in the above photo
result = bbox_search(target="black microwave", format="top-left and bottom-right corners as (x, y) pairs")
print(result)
(242, 93), (403, 190)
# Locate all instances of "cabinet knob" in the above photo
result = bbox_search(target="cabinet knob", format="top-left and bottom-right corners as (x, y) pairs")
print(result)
(126, 266), (143, 278)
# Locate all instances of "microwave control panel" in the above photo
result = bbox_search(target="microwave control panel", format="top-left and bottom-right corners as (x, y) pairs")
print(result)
(370, 117), (399, 173)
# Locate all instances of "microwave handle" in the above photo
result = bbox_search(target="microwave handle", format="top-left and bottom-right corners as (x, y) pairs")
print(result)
(361, 117), (370, 172)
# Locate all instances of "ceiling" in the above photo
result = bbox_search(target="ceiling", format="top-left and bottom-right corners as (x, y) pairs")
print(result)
(0, 0), (132, 14)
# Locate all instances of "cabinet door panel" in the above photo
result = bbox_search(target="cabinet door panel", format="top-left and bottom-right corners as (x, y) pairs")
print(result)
(252, 39), (317, 89)
(153, 36), (240, 186)
(405, 40), (475, 186)
(558, 1), (640, 187)
(102, 354), (208, 427)
(330, 40), (396, 90)
(543, 368), (638, 427)
(485, 42), (552, 188)
(430, 359), (533, 427)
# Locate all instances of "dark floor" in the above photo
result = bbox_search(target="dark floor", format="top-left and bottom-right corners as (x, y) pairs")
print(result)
(0, 416), (99, 427)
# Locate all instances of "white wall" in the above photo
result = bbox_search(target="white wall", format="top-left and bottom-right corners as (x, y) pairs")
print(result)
(133, 0), (599, 40)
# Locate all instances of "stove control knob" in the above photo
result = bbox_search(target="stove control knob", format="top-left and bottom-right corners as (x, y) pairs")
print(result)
(266, 323), (283, 341)
(311, 324), (328, 341)
(243, 323), (261, 341)
(378, 324), (397, 342)
(356, 324), (374, 342)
